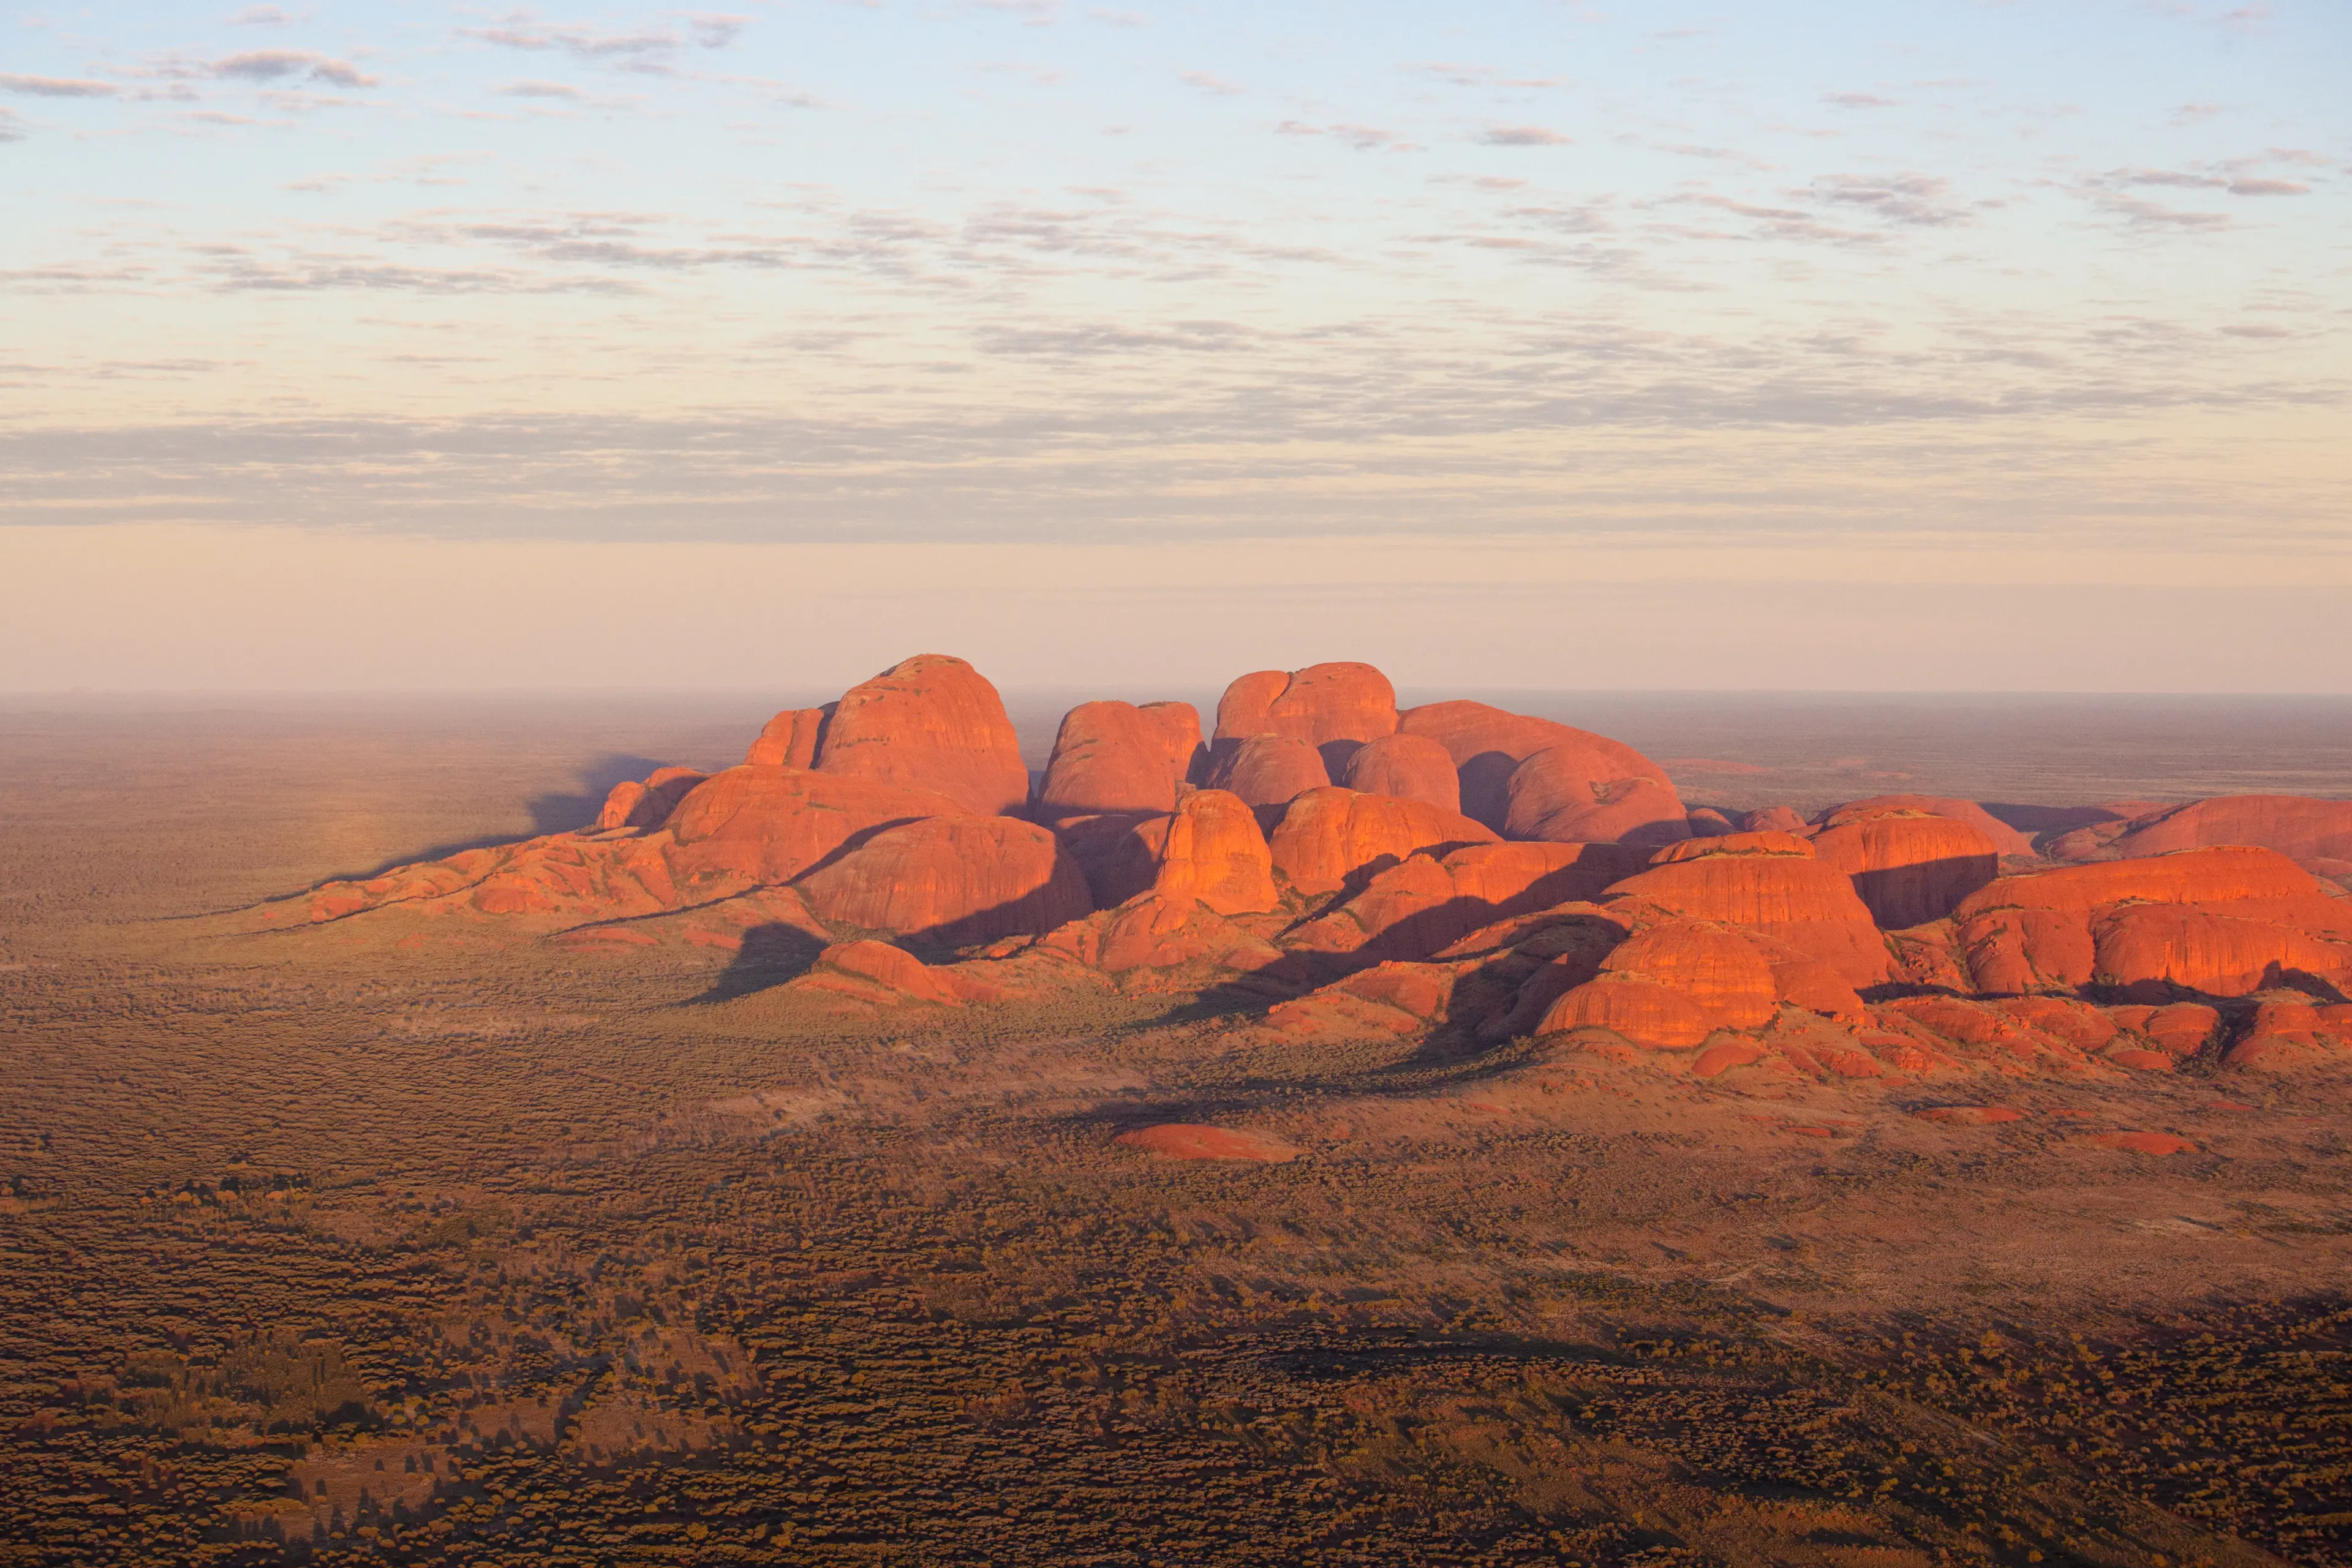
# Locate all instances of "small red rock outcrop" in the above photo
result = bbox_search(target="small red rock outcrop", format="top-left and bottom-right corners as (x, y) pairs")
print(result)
(814, 654), (1032, 817)
(784, 938), (1004, 1011)
(1268, 787), (1500, 896)
(794, 816), (1093, 945)
(747, 706), (834, 769)
(597, 766), (709, 831)
(1341, 733), (1462, 813)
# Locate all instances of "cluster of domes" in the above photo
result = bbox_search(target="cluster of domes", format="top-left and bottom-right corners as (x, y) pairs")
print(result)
(256, 654), (2352, 1079)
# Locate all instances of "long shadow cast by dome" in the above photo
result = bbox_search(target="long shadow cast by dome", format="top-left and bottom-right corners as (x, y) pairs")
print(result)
(688, 922), (831, 1004)
(320, 751), (670, 884)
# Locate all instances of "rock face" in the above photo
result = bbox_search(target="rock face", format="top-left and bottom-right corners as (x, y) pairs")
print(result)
(795, 816), (1092, 944)
(784, 938), (1003, 1010)
(665, 767), (970, 884)
(1949, 846), (2352, 996)
(1286, 842), (1643, 963)
(1148, 789), (1281, 916)
(747, 706), (834, 770)
(1037, 700), (1204, 822)
(2047, 794), (2352, 871)
(1600, 853), (1893, 989)
(1817, 796), (2035, 859)
(597, 766), (709, 831)
(1341, 733), (1461, 813)
(1397, 700), (1684, 843)
(1267, 787), (1499, 896)
(814, 654), (1031, 817)
(1809, 812), (2001, 929)
(1213, 662), (1399, 777)
(1206, 734), (1331, 812)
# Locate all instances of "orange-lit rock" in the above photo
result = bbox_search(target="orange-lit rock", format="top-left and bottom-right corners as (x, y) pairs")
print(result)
(786, 938), (1003, 1009)
(1213, 662), (1399, 776)
(1598, 919), (1777, 1030)
(1742, 805), (1809, 835)
(795, 816), (1091, 944)
(1206, 734), (1331, 812)
(1292, 844), (1643, 965)
(1037, 699), (1204, 822)
(663, 767), (966, 885)
(597, 766), (710, 832)
(1809, 813), (2000, 929)
(1341, 732), (1462, 813)
(1539, 974), (1723, 1049)
(2074, 794), (2352, 870)
(1819, 795), (2035, 859)
(1267, 786), (1498, 897)
(2092, 905), (2348, 998)
(1396, 700), (1681, 839)
(1600, 854), (1893, 988)
(1685, 807), (1738, 837)
(747, 706), (834, 770)
(814, 654), (1032, 817)
(1953, 845), (2332, 921)
(1504, 744), (1690, 848)
(1149, 788), (1281, 916)
(1649, 831), (1814, 865)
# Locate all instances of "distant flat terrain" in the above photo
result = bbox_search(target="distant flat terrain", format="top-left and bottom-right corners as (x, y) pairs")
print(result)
(2, 696), (2349, 1566)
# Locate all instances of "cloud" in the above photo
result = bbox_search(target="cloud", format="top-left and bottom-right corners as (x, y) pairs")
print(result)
(688, 13), (749, 49)
(459, 23), (676, 59)
(499, 79), (584, 99)
(1478, 125), (1571, 146)
(1276, 121), (1413, 152)
(0, 73), (121, 98)
(0, 108), (22, 142)
(213, 50), (378, 87)
(230, 5), (295, 21)
(1807, 172), (1969, 225)
(1179, 71), (1240, 96)
(1822, 91), (1896, 109)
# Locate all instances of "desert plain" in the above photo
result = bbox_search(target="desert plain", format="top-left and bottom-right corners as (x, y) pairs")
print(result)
(2, 669), (2350, 1568)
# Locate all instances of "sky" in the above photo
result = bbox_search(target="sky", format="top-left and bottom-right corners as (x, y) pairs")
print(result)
(2, 0), (2346, 692)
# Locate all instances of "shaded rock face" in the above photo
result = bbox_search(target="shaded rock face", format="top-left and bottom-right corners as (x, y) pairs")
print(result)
(1213, 662), (1399, 778)
(1206, 734), (1332, 813)
(1268, 786), (1499, 897)
(782, 938), (1003, 1011)
(597, 766), (709, 831)
(1284, 843), (1643, 966)
(815, 654), (1032, 818)
(795, 816), (1092, 946)
(1341, 733), (1461, 813)
(747, 706), (834, 770)
(1809, 812), (2001, 929)
(1037, 700), (1204, 823)
(1398, 700), (1685, 843)
(1145, 788), (1281, 916)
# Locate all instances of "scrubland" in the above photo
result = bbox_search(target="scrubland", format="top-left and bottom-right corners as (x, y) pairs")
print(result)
(2, 703), (2348, 1567)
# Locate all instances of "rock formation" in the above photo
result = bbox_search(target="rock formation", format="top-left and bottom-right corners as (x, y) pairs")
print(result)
(1340, 733), (1461, 813)
(813, 654), (1032, 817)
(1213, 662), (1399, 777)
(1036, 700), (1204, 823)
(1808, 810), (2000, 929)
(747, 706), (833, 770)
(1206, 734), (1332, 814)
(1265, 786), (1498, 896)
(1396, 701), (1686, 842)
(794, 816), (1092, 946)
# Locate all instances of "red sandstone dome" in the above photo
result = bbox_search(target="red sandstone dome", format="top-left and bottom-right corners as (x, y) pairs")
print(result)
(1817, 795), (2034, 859)
(813, 654), (1032, 818)
(1809, 813), (2000, 929)
(794, 816), (1092, 945)
(1037, 699), (1204, 822)
(2051, 794), (2352, 870)
(1206, 733), (1331, 812)
(1340, 733), (1461, 813)
(1267, 786), (1498, 896)
(665, 767), (970, 884)
(1213, 662), (1399, 777)
(1396, 700), (1686, 843)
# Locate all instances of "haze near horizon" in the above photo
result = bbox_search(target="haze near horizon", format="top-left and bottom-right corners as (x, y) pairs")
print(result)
(2, 0), (2346, 690)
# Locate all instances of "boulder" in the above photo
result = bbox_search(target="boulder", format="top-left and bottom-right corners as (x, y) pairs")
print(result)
(1341, 733), (1461, 813)
(1206, 734), (1331, 813)
(1599, 854), (1893, 989)
(1817, 795), (2035, 859)
(814, 654), (1031, 817)
(1686, 807), (1738, 837)
(1505, 745), (1691, 847)
(747, 706), (834, 770)
(2082, 795), (2352, 870)
(794, 816), (1092, 945)
(1742, 805), (1809, 835)
(1598, 919), (1777, 1030)
(1398, 700), (1681, 839)
(665, 766), (968, 884)
(1539, 975), (1724, 1050)
(596, 764), (712, 832)
(1809, 813), (2001, 929)
(1148, 788), (1281, 916)
(1213, 662), (1399, 777)
(1037, 699), (1204, 822)
(1649, 831), (1814, 865)
(1267, 786), (1499, 897)
(786, 938), (1003, 1008)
